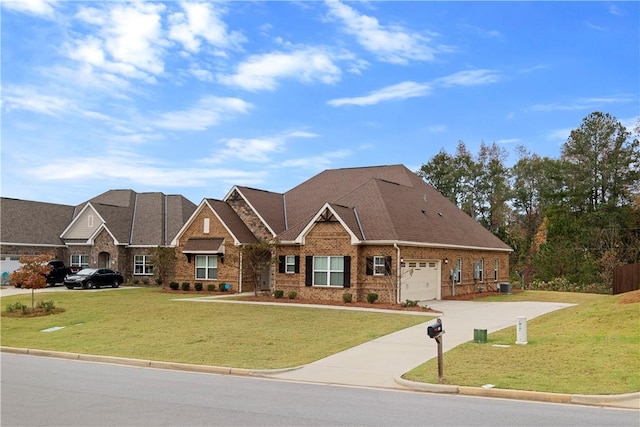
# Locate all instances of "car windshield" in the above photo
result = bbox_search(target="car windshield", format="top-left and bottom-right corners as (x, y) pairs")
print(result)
(77, 268), (97, 275)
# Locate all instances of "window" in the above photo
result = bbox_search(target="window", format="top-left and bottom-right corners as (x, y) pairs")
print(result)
(455, 258), (462, 283)
(474, 259), (484, 282)
(88, 215), (93, 228)
(285, 255), (296, 273)
(278, 255), (300, 274)
(70, 254), (89, 268)
(203, 218), (210, 234)
(494, 259), (499, 281)
(313, 256), (344, 286)
(195, 255), (218, 280)
(134, 255), (153, 275)
(374, 256), (386, 275)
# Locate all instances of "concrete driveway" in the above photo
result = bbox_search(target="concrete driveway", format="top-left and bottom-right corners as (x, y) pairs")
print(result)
(0, 285), (135, 297)
(262, 300), (575, 389)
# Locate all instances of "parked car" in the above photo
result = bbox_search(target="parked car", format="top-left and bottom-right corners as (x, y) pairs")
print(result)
(64, 268), (123, 289)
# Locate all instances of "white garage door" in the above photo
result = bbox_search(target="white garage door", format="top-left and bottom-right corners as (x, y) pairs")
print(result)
(400, 260), (439, 301)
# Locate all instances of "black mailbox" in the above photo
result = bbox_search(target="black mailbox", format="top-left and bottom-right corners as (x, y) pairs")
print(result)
(427, 318), (443, 338)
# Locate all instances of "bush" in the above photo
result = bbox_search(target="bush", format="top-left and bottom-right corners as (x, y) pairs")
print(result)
(6, 301), (28, 314)
(342, 292), (353, 303)
(155, 277), (163, 286)
(219, 283), (232, 292)
(142, 278), (150, 285)
(194, 283), (203, 292)
(181, 282), (190, 291)
(366, 293), (379, 304)
(288, 291), (297, 300)
(273, 289), (284, 299)
(401, 299), (419, 308)
(37, 300), (56, 313)
(132, 279), (139, 285)
(207, 284), (216, 292)
(169, 282), (179, 290)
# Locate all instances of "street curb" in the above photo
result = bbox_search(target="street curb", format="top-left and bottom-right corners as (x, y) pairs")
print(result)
(395, 376), (640, 409)
(4, 347), (638, 409)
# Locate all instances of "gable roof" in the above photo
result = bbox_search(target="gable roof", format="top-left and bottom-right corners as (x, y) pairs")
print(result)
(0, 198), (75, 246)
(60, 190), (196, 246)
(273, 164), (511, 251)
(224, 186), (286, 236)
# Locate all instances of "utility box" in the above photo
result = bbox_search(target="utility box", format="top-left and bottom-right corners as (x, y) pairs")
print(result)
(474, 328), (487, 343)
(498, 282), (512, 294)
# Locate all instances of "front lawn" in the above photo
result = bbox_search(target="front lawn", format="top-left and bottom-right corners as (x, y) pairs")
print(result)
(0, 288), (429, 369)
(404, 291), (640, 394)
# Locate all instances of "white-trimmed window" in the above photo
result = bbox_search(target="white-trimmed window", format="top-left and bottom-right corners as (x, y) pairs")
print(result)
(203, 217), (210, 234)
(373, 256), (386, 276)
(88, 215), (93, 228)
(455, 258), (462, 283)
(195, 255), (218, 280)
(474, 259), (484, 282)
(134, 255), (153, 275)
(70, 254), (89, 269)
(494, 259), (499, 281)
(285, 255), (296, 273)
(313, 256), (344, 286)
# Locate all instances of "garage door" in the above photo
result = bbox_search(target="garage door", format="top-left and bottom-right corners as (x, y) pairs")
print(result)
(400, 260), (439, 301)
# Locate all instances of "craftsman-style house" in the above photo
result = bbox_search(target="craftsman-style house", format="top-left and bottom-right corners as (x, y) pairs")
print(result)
(172, 165), (512, 301)
(1, 165), (511, 301)
(0, 190), (196, 281)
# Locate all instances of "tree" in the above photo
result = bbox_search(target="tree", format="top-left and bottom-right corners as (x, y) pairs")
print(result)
(561, 112), (639, 212)
(239, 241), (277, 296)
(9, 254), (52, 309)
(149, 246), (176, 288)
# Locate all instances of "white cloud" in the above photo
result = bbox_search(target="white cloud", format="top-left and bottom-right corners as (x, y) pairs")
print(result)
(329, 81), (431, 107)
(428, 125), (447, 133)
(434, 69), (501, 87)
(279, 149), (351, 168)
(205, 130), (319, 164)
(1, 0), (57, 18)
(495, 138), (520, 145)
(153, 96), (252, 131)
(168, 2), (245, 53)
(546, 128), (573, 142)
(529, 96), (633, 112)
(219, 48), (341, 91)
(27, 151), (265, 188)
(68, 3), (167, 81)
(325, 0), (436, 64)
(2, 86), (71, 116)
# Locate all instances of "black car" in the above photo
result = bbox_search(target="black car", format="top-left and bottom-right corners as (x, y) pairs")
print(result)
(64, 268), (123, 289)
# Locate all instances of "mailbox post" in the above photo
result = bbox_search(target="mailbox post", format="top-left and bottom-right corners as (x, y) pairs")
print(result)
(427, 318), (444, 383)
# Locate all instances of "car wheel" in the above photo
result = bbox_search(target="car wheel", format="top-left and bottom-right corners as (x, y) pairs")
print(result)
(83, 281), (93, 289)
(112, 280), (120, 288)
(66, 285), (74, 290)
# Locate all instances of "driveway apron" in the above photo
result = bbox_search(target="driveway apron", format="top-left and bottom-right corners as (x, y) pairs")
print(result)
(264, 300), (574, 389)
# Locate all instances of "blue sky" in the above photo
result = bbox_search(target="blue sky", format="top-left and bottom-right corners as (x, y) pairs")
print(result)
(2, 1), (638, 206)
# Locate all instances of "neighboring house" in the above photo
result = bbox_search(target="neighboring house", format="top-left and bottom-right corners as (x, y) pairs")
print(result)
(172, 165), (512, 301)
(0, 190), (196, 281)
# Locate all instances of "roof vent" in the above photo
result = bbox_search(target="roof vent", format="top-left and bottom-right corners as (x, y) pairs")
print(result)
(438, 212), (443, 217)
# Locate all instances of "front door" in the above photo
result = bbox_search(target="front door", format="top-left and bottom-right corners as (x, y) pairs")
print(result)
(258, 265), (271, 291)
(98, 252), (110, 268)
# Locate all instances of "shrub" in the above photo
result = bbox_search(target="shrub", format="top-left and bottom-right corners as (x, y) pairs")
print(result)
(169, 282), (179, 290)
(155, 277), (163, 286)
(273, 289), (284, 299)
(342, 292), (353, 303)
(366, 293), (379, 304)
(401, 299), (419, 308)
(142, 278), (150, 285)
(219, 283), (229, 292)
(132, 279), (139, 285)
(37, 300), (56, 313)
(194, 283), (203, 292)
(207, 284), (216, 292)
(288, 291), (297, 300)
(6, 301), (28, 314)
(181, 282), (190, 291)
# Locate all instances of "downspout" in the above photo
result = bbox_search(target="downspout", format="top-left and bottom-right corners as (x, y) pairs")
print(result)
(238, 248), (243, 293)
(394, 243), (401, 304)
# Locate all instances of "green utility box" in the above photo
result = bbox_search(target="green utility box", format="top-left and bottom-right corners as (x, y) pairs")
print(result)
(474, 328), (487, 343)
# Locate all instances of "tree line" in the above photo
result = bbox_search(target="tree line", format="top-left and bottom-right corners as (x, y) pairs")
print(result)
(418, 111), (640, 292)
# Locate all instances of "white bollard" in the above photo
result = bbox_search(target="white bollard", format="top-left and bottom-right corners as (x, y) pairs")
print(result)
(516, 316), (528, 345)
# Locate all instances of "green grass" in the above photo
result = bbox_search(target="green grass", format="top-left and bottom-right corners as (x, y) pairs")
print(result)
(0, 288), (429, 369)
(404, 291), (640, 394)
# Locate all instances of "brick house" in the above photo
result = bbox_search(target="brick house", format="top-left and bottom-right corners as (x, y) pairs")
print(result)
(172, 165), (512, 301)
(0, 190), (196, 282)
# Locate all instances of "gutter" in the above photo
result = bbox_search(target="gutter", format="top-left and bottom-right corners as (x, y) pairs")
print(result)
(394, 243), (401, 304)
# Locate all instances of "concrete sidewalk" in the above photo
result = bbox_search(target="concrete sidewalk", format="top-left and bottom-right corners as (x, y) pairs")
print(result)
(260, 300), (575, 389)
